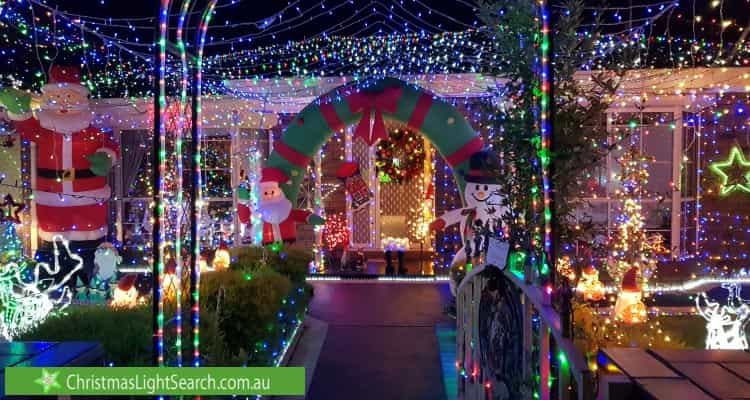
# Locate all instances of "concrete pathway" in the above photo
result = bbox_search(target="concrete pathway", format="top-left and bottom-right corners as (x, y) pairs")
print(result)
(306, 281), (453, 400)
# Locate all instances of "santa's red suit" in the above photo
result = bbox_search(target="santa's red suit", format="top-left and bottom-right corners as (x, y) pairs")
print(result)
(16, 119), (117, 241)
(261, 209), (313, 245)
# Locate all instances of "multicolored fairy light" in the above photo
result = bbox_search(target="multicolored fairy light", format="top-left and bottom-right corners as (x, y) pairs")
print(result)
(172, 0), (193, 369)
(152, 0), (171, 367)
(188, 0), (217, 367)
(538, 0), (553, 280)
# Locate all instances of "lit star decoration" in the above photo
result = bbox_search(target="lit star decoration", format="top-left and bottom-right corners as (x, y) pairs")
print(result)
(34, 369), (61, 394)
(0, 194), (25, 224)
(709, 146), (750, 196)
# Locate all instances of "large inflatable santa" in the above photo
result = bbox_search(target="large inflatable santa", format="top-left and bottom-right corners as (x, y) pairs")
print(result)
(0, 66), (118, 283)
(256, 167), (324, 245)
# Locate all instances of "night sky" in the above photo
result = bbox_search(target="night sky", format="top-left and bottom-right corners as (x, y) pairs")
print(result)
(38, 0), (750, 53)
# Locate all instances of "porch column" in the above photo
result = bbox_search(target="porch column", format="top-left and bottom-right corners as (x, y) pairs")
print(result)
(314, 150), (323, 269)
(231, 115), (240, 245)
(370, 142), (381, 249)
(29, 142), (37, 254)
(671, 107), (683, 257)
(115, 129), (124, 243)
(345, 127), (353, 248)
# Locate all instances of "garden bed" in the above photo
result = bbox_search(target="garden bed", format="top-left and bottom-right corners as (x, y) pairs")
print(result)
(573, 302), (749, 359)
(18, 247), (313, 367)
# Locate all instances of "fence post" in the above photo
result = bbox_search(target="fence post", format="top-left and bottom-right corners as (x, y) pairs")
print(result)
(523, 295), (534, 387)
(579, 370), (596, 400)
(559, 349), (572, 400)
(540, 320), (551, 400)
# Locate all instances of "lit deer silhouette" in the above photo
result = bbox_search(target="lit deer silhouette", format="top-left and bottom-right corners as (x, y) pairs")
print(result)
(0, 236), (81, 340)
(696, 283), (749, 350)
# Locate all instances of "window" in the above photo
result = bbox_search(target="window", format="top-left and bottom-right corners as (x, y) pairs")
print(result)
(199, 130), (234, 247)
(574, 111), (678, 252)
(119, 129), (153, 267)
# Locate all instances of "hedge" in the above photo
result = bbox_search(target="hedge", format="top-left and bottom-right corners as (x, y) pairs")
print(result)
(18, 305), (153, 366)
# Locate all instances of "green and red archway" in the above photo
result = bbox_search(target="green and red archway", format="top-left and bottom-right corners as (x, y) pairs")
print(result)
(265, 77), (485, 204)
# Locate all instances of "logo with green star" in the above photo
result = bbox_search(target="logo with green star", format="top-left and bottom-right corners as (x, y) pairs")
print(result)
(709, 146), (750, 196)
(34, 368), (61, 394)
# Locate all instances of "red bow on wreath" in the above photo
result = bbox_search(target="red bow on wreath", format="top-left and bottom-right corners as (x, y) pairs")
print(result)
(1, 194), (25, 224)
(347, 86), (403, 145)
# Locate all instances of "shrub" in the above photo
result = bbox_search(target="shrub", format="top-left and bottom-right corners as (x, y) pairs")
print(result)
(17, 305), (152, 366)
(183, 266), (311, 366)
(199, 269), (290, 364)
(230, 246), (310, 284)
(19, 247), (314, 367)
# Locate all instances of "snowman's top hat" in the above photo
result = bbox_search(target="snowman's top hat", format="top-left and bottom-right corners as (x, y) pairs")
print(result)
(462, 150), (501, 184)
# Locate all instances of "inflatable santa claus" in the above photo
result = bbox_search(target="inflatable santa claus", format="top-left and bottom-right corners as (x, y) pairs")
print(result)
(257, 167), (324, 245)
(0, 66), (118, 283)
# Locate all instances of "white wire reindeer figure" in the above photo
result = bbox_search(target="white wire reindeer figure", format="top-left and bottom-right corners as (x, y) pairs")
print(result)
(696, 283), (750, 350)
(0, 236), (82, 340)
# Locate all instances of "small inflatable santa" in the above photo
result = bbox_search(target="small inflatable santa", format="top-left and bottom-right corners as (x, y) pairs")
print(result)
(613, 266), (647, 324)
(236, 182), (253, 242)
(257, 167), (324, 245)
(0, 65), (118, 282)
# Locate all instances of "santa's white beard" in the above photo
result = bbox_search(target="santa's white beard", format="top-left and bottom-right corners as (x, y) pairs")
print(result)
(259, 197), (292, 224)
(37, 107), (91, 134)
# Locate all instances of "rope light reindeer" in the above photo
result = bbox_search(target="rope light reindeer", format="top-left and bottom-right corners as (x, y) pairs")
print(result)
(696, 283), (750, 350)
(0, 235), (81, 340)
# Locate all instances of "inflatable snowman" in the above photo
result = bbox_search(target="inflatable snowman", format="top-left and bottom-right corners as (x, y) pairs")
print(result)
(430, 150), (507, 267)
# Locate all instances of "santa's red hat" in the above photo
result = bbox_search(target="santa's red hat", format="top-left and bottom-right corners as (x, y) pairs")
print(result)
(218, 242), (229, 251)
(117, 274), (138, 291)
(621, 267), (640, 292)
(336, 161), (359, 179)
(42, 65), (89, 96)
(261, 167), (289, 185)
(583, 265), (598, 276)
(165, 258), (177, 275)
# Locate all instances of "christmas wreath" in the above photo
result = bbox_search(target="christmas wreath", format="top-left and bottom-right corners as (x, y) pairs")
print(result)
(375, 127), (424, 184)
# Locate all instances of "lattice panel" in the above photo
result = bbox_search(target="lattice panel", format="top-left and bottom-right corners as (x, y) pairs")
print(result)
(351, 140), (371, 245)
(380, 176), (423, 247)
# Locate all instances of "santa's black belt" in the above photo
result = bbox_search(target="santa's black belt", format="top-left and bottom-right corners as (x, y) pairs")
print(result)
(37, 168), (97, 180)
